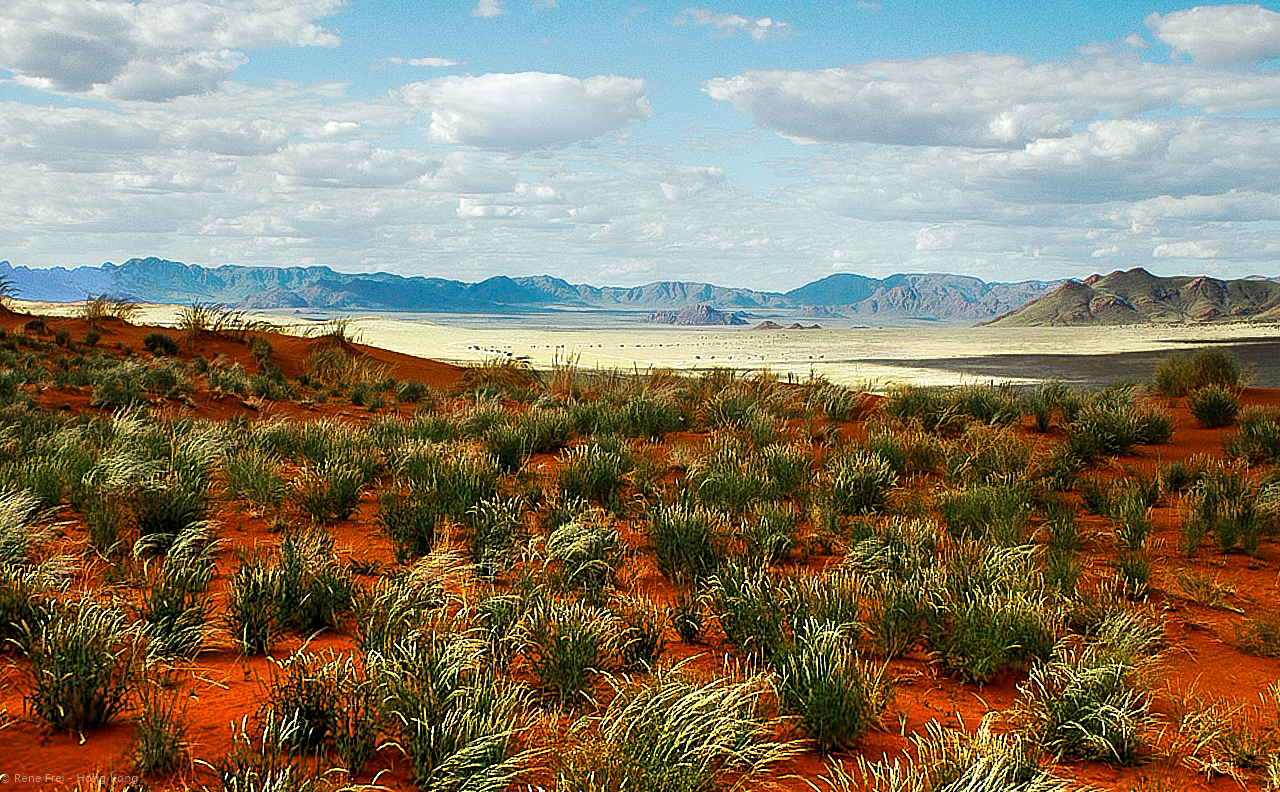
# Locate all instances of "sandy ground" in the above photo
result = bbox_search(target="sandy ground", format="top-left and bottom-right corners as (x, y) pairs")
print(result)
(24, 301), (1280, 390)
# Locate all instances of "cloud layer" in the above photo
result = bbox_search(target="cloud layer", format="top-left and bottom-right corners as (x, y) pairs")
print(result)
(1, 3), (1279, 287)
(0, 0), (341, 100)
(705, 52), (1280, 147)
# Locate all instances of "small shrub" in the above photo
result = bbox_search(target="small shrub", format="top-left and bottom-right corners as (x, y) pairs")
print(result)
(143, 332), (180, 356)
(1189, 385), (1240, 428)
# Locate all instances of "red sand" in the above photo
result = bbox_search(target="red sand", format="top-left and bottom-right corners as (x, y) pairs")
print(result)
(0, 309), (1276, 792)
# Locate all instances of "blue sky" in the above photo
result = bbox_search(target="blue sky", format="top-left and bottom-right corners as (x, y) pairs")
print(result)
(2, 1), (1280, 289)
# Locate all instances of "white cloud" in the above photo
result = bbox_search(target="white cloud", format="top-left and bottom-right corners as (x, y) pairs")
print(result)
(1152, 240), (1220, 259)
(674, 9), (791, 41)
(272, 142), (439, 188)
(382, 57), (460, 68)
(472, 0), (506, 18)
(401, 72), (653, 151)
(706, 52), (1280, 148)
(0, 0), (341, 100)
(1147, 4), (1280, 65)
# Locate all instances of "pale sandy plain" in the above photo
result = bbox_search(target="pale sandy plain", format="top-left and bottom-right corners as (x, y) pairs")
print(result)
(22, 301), (1280, 390)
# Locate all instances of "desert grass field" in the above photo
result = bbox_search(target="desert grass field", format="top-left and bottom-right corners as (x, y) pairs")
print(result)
(0, 300), (1278, 792)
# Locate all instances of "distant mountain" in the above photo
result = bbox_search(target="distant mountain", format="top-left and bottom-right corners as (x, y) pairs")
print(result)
(984, 268), (1280, 326)
(0, 257), (1069, 324)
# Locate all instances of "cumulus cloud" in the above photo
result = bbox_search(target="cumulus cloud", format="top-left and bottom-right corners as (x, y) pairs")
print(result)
(705, 52), (1280, 147)
(0, 0), (341, 100)
(1147, 4), (1280, 65)
(401, 72), (653, 151)
(473, 0), (506, 18)
(675, 9), (791, 41)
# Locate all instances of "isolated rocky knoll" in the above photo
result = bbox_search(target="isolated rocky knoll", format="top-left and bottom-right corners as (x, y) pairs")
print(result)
(1, 257), (1061, 324)
(641, 305), (748, 326)
(984, 267), (1280, 326)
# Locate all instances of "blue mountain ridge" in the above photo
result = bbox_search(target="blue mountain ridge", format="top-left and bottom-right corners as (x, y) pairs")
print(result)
(0, 257), (1064, 324)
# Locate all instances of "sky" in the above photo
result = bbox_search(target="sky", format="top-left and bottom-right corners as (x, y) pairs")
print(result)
(2, 2), (1280, 290)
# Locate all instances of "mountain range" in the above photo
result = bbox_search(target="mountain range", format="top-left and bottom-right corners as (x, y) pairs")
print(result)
(984, 267), (1280, 326)
(0, 258), (1061, 325)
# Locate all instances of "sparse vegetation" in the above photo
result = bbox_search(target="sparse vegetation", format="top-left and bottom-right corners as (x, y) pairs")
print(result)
(0, 310), (1276, 791)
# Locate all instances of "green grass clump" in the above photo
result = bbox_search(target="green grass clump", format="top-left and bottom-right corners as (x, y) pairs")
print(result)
(921, 545), (1058, 683)
(132, 682), (189, 777)
(558, 442), (634, 505)
(1018, 612), (1162, 766)
(1181, 462), (1276, 556)
(936, 483), (1031, 545)
(1188, 384), (1240, 428)
(377, 489), (441, 563)
(773, 627), (891, 752)
(1235, 612), (1280, 657)
(292, 458), (364, 523)
(822, 717), (1069, 792)
(138, 525), (216, 660)
(520, 599), (620, 703)
(826, 450), (897, 515)
(466, 497), (526, 578)
(224, 448), (287, 513)
(545, 513), (620, 598)
(648, 503), (723, 583)
(1153, 347), (1243, 398)
(23, 599), (140, 731)
(226, 552), (279, 654)
(271, 528), (354, 634)
(374, 633), (526, 792)
(709, 560), (787, 663)
(1225, 407), (1280, 464)
(558, 670), (795, 792)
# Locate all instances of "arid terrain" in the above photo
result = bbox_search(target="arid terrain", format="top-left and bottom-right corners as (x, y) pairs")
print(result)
(0, 300), (1277, 792)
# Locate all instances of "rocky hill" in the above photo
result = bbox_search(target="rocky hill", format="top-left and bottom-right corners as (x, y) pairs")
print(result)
(641, 305), (748, 326)
(0, 257), (1064, 324)
(984, 268), (1280, 326)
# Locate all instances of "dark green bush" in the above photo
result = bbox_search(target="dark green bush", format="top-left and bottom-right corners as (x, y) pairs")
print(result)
(143, 332), (180, 356)
(1188, 385), (1239, 428)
